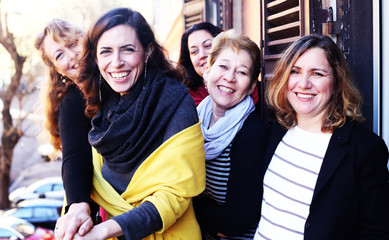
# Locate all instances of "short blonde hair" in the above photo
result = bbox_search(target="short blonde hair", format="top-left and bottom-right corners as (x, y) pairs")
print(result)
(208, 29), (261, 85)
(266, 34), (364, 132)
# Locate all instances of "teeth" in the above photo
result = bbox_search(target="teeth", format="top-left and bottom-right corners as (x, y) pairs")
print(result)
(218, 86), (234, 93)
(297, 93), (314, 99)
(111, 72), (129, 79)
(74, 63), (79, 68)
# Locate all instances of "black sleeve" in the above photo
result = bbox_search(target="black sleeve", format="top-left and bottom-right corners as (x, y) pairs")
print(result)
(58, 86), (94, 209)
(357, 128), (389, 238)
(193, 111), (270, 236)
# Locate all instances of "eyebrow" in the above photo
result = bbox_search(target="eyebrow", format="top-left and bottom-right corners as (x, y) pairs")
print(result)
(292, 65), (329, 73)
(219, 58), (250, 69)
(99, 43), (137, 50)
(189, 39), (212, 49)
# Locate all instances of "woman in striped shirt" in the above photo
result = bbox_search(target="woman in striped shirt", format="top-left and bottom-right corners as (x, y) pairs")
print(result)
(254, 34), (389, 240)
(195, 30), (270, 239)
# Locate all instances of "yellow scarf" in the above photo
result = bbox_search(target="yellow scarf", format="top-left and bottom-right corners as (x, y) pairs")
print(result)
(91, 122), (205, 239)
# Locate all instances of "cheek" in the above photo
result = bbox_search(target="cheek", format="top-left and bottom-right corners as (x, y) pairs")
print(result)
(96, 57), (108, 70)
(286, 78), (294, 90)
(190, 55), (198, 65)
(55, 62), (67, 74)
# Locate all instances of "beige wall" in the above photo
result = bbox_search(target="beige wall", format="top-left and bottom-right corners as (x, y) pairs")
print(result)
(153, 0), (184, 63)
(241, 0), (261, 45)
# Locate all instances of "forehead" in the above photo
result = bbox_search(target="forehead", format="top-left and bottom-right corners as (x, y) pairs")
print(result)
(188, 30), (213, 47)
(42, 36), (63, 60)
(216, 47), (253, 66)
(97, 25), (142, 48)
(295, 47), (331, 69)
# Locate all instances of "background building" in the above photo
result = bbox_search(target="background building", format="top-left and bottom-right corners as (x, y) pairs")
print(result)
(154, 0), (389, 167)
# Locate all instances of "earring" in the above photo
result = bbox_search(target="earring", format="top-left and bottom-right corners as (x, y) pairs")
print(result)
(99, 75), (102, 101)
(144, 61), (148, 80)
(61, 75), (66, 83)
(143, 61), (148, 89)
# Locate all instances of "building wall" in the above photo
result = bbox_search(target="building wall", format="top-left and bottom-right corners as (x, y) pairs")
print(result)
(241, 0), (261, 45)
(153, 0), (184, 62)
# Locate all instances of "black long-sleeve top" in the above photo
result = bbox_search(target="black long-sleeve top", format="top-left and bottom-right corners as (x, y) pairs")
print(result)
(58, 85), (94, 208)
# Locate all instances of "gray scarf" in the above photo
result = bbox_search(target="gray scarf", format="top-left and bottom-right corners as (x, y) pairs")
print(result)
(197, 95), (255, 160)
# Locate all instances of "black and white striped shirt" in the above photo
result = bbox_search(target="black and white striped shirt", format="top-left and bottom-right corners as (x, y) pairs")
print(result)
(255, 126), (331, 240)
(203, 144), (257, 240)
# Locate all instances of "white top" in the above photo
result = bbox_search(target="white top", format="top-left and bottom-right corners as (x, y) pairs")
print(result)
(254, 126), (332, 240)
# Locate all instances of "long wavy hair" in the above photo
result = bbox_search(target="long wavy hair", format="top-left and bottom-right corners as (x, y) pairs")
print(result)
(79, 7), (182, 118)
(35, 19), (84, 150)
(177, 22), (222, 90)
(266, 34), (364, 132)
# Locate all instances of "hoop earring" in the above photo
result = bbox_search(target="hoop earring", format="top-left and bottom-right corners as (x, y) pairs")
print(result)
(99, 75), (102, 102)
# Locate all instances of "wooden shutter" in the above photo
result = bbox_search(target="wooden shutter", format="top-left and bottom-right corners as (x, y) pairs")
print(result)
(262, 0), (305, 76)
(183, 0), (205, 29)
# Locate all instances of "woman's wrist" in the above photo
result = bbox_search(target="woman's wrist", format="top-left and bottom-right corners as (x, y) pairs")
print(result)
(67, 202), (91, 215)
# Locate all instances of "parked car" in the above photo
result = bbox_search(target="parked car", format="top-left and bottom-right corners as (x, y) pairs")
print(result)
(0, 216), (54, 240)
(9, 177), (64, 205)
(2, 199), (63, 230)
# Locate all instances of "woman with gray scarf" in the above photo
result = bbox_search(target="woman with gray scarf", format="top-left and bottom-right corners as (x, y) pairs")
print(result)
(194, 30), (269, 239)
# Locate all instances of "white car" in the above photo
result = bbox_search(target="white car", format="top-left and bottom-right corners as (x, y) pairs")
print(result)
(9, 177), (64, 205)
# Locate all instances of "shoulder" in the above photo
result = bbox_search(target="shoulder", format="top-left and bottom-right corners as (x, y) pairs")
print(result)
(59, 85), (87, 117)
(154, 71), (187, 90)
(234, 110), (270, 145)
(333, 120), (388, 158)
(240, 110), (269, 136)
(61, 85), (85, 106)
(335, 120), (386, 147)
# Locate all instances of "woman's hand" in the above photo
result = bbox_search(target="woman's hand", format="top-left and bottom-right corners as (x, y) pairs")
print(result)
(54, 202), (94, 240)
(72, 219), (123, 240)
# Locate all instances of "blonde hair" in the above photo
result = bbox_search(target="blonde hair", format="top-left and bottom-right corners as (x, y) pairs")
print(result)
(34, 19), (84, 150)
(266, 34), (364, 132)
(208, 29), (261, 85)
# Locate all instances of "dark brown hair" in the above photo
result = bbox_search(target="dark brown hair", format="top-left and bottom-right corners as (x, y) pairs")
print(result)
(79, 7), (182, 118)
(177, 22), (222, 90)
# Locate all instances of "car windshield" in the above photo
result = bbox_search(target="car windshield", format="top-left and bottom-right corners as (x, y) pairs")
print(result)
(13, 221), (35, 237)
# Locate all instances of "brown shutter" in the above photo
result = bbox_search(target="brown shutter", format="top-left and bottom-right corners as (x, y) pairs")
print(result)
(262, 0), (305, 76)
(183, 0), (205, 29)
(259, 0), (306, 120)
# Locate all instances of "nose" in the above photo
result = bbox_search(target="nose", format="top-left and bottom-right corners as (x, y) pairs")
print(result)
(111, 52), (123, 68)
(66, 48), (78, 61)
(224, 70), (236, 82)
(198, 47), (207, 60)
(298, 73), (312, 89)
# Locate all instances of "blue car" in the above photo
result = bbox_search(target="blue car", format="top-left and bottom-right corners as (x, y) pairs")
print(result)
(2, 199), (63, 230)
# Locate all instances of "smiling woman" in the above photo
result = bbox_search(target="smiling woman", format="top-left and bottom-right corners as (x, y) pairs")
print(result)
(95, 25), (148, 95)
(194, 29), (269, 240)
(254, 34), (389, 240)
(54, 7), (206, 240)
(34, 18), (95, 240)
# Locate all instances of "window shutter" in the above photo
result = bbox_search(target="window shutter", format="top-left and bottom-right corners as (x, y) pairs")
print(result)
(262, 0), (305, 76)
(183, 0), (205, 29)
